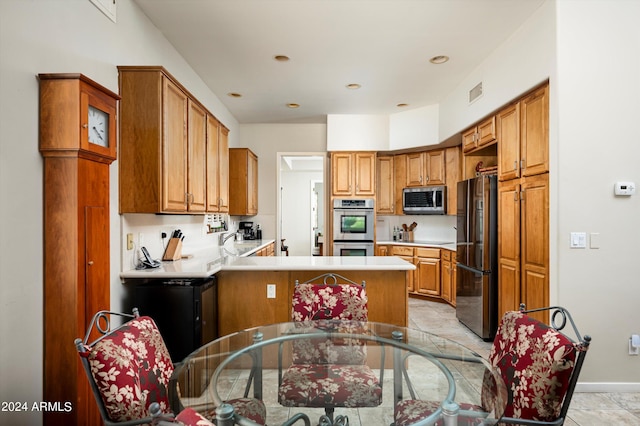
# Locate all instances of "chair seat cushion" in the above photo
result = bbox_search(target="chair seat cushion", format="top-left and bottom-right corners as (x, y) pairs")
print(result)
(394, 400), (485, 426)
(87, 316), (174, 422)
(175, 407), (215, 425)
(203, 398), (267, 425)
(279, 364), (382, 408)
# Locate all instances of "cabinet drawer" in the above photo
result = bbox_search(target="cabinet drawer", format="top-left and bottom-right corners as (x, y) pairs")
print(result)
(391, 246), (414, 256)
(441, 250), (452, 261)
(415, 247), (440, 258)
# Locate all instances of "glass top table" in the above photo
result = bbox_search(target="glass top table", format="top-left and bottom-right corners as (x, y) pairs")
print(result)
(169, 321), (506, 426)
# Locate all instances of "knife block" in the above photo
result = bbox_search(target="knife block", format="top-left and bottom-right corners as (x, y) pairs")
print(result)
(163, 238), (183, 261)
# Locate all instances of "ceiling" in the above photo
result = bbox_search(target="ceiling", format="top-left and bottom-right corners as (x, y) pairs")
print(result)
(134, 0), (545, 124)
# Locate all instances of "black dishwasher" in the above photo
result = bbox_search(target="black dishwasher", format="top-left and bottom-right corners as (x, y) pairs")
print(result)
(129, 277), (218, 362)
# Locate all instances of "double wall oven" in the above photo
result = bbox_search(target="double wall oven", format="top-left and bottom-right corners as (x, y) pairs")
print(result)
(332, 198), (374, 256)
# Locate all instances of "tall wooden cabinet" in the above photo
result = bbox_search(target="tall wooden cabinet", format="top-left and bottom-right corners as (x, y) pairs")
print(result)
(118, 66), (229, 214)
(331, 152), (376, 197)
(39, 74), (118, 425)
(229, 148), (258, 215)
(497, 83), (549, 323)
(376, 156), (395, 214)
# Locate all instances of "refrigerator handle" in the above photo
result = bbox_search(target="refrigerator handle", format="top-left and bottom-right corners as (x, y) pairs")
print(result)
(457, 263), (490, 275)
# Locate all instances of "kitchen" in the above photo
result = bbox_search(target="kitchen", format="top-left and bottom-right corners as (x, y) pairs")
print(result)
(2, 1), (640, 425)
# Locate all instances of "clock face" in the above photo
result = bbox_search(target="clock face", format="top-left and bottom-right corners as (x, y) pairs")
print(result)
(88, 105), (109, 147)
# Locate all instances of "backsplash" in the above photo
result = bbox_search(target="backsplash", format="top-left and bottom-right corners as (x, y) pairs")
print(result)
(121, 213), (235, 272)
(375, 214), (456, 242)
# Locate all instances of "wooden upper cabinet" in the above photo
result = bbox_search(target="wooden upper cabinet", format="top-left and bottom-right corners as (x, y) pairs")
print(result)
(206, 117), (230, 213)
(118, 66), (229, 214)
(444, 146), (461, 215)
(462, 116), (497, 153)
(497, 102), (521, 181)
(161, 77), (189, 212)
(521, 85), (549, 177)
(229, 148), (258, 215)
(331, 151), (375, 197)
(376, 156), (394, 214)
(405, 150), (445, 187)
(498, 83), (549, 181)
(187, 100), (207, 212)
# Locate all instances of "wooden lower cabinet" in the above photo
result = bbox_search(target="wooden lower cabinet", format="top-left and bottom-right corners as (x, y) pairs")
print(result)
(415, 248), (441, 297)
(216, 269), (408, 336)
(498, 174), (549, 323)
(255, 242), (275, 256)
(441, 250), (455, 305)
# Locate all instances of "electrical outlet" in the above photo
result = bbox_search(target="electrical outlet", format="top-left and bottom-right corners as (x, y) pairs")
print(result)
(267, 284), (276, 299)
(126, 233), (134, 251)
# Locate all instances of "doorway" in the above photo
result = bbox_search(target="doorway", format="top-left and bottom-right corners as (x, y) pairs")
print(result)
(277, 153), (326, 256)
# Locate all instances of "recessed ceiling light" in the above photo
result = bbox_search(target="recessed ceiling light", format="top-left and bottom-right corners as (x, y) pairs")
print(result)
(397, 103), (409, 108)
(227, 92), (242, 98)
(429, 55), (449, 64)
(274, 55), (290, 62)
(346, 83), (361, 90)
(287, 103), (300, 108)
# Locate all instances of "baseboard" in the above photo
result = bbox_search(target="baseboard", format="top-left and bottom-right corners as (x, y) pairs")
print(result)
(576, 382), (640, 393)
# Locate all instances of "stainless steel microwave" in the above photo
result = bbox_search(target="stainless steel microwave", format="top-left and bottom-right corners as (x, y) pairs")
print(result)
(402, 186), (446, 214)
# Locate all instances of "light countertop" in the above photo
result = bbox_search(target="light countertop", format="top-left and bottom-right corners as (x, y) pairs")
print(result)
(120, 239), (415, 280)
(376, 240), (457, 252)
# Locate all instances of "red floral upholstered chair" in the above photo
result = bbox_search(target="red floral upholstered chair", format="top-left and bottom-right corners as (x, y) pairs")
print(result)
(278, 274), (383, 425)
(393, 305), (591, 426)
(75, 309), (266, 425)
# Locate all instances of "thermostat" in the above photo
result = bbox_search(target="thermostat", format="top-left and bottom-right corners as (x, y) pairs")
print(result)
(614, 182), (636, 196)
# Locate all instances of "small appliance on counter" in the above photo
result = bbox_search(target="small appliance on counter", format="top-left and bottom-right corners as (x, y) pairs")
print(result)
(239, 221), (256, 240)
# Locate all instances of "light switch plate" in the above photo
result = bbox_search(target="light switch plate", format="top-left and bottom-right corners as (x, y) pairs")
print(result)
(267, 284), (276, 299)
(570, 232), (586, 248)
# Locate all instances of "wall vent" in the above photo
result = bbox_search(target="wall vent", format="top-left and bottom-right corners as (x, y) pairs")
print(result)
(469, 82), (483, 104)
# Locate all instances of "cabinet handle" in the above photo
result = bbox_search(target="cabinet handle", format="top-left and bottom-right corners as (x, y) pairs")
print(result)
(425, 175), (429, 182)
(87, 261), (94, 266)
(520, 190), (525, 201)
(521, 159), (525, 169)
(513, 191), (518, 201)
(513, 160), (518, 170)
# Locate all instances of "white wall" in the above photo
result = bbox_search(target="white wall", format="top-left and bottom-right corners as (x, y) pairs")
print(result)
(0, 1), (238, 423)
(554, 0), (640, 389)
(389, 105), (440, 150)
(327, 114), (389, 151)
(237, 124), (327, 251)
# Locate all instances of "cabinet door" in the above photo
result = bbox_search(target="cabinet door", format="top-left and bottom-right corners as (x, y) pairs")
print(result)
(441, 259), (452, 302)
(375, 245), (389, 256)
(354, 152), (375, 196)
(248, 150), (258, 214)
(188, 100), (207, 212)
(451, 261), (457, 307)
(162, 77), (188, 212)
(398, 255), (415, 292)
(520, 174), (549, 322)
(405, 152), (424, 187)
(415, 256), (441, 296)
(521, 85), (549, 177)
(477, 116), (497, 147)
(425, 150), (445, 185)
(444, 147), (461, 215)
(497, 102), (521, 181)
(332, 152), (353, 196)
(206, 116), (220, 212)
(376, 156), (394, 214)
(394, 155), (407, 214)
(218, 127), (229, 212)
(462, 127), (477, 153)
(498, 180), (521, 317)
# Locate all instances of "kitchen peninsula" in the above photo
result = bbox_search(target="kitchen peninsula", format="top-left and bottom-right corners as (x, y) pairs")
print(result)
(121, 239), (414, 336)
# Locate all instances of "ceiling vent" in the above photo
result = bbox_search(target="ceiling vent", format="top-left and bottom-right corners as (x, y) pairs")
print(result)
(469, 82), (483, 104)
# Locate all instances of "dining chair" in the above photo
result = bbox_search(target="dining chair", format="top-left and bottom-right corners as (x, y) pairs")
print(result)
(278, 273), (384, 425)
(393, 304), (591, 426)
(75, 308), (266, 426)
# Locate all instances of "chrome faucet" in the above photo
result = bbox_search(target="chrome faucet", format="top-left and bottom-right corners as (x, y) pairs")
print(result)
(218, 231), (236, 245)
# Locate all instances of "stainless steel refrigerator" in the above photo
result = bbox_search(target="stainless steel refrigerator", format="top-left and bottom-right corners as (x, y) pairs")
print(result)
(456, 175), (498, 341)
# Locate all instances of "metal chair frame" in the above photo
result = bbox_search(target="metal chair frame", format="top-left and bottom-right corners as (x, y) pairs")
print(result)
(278, 273), (382, 425)
(74, 308), (179, 426)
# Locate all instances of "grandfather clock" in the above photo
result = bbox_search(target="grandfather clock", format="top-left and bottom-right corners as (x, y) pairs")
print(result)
(38, 73), (118, 424)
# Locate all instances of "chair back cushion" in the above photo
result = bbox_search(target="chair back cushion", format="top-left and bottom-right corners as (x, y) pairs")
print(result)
(484, 310), (578, 421)
(292, 283), (368, 322)
(87, 316), (174, 422)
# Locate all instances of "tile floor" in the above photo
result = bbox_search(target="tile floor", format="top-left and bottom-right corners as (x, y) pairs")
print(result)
(211, 298), (640, 425)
